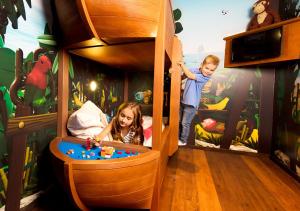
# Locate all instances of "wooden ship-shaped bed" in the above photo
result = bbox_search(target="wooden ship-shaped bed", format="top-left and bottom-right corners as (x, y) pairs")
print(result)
(49, 0), (182, 210)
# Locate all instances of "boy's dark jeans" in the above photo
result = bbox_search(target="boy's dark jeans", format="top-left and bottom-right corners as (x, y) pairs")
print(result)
(179, 103), (197, 143)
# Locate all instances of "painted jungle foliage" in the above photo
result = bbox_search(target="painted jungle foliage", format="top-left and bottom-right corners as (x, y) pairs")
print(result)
(0, 0), (59, 207)
(69, 55), (125, 120)
(272, 0), (300, 179)
(173, 0), (300, 154)
(273, 62), (300, 179)
(173, 0), (261, 152)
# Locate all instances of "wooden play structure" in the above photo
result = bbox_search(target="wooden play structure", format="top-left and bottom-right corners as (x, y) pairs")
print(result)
(49, 0), (182, 210)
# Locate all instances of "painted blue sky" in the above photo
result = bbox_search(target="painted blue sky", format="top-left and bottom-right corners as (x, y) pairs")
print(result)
(5, 0), (46, 56)
(173, 0), (254, 56)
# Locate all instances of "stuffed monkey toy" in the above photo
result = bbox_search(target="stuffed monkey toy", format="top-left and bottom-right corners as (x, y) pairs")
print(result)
(247, 0), (281, 31)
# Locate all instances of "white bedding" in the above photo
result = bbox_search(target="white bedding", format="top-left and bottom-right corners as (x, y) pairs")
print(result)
(67, 101), (110, 140)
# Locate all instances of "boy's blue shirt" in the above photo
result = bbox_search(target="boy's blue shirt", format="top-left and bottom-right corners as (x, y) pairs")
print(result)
(181, 67), (210, 109)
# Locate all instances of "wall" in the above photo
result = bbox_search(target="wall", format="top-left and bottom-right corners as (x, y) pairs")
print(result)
(173, 0), (264, 153)
(272, 0), (300, 180)
(70, 55), (125, 118)
(0, 0), (58, 208)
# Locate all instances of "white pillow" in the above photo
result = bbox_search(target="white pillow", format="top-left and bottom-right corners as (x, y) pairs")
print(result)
(67, 101), (109, 140)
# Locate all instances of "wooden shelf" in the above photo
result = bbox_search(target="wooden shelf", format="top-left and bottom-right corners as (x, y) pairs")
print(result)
(224, 17), (300, 68)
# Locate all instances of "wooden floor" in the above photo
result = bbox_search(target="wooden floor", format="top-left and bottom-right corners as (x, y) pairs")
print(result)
(20, 148), (300, 211)
(159, 148), (300, 211)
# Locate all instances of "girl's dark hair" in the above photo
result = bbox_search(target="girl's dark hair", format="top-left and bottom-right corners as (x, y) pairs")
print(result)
(111, 102), (144, 145)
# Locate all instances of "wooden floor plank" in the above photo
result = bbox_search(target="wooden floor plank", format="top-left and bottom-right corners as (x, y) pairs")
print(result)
(159, 150), (178, 211)
(260, 155), (300, 191)
(23, 148), (300, 211)
(192, 149), (222, 211)
(205, 151), (285, 211)
(242, 155), (300, 211)
(170, 149), (199, 211)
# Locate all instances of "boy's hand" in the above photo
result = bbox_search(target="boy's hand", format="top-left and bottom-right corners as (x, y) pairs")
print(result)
(177, 61), (184, 67)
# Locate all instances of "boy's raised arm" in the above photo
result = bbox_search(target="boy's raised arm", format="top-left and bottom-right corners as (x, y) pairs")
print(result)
(178, 62), (196, 80)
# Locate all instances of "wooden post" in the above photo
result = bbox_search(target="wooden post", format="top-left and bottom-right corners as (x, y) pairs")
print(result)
(123, 72), (128, 102)
(168, 36), (182, 155)
(6, 49), (32, 211)
(152, 0), (166, 151)
(151, 1), (167, 210)
(57, 49), (69, 138)
(258, 68), (275, 153)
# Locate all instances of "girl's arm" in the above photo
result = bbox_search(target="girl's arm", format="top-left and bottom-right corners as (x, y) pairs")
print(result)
(95, 120), (113, 141)
(178, 62), (196, 80)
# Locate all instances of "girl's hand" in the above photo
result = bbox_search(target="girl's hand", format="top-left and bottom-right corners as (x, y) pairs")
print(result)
(93, 135), (101, 146)
(112, 140), (123, 144)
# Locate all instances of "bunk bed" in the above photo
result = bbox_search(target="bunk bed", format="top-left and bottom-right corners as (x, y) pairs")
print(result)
(49, 0), (182, 210)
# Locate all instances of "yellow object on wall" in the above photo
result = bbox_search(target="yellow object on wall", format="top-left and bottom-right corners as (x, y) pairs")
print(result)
(203, 97), (229, 110)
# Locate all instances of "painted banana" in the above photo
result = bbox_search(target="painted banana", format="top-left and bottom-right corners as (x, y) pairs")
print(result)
(73, 93), (83, 107)
(203, 97), (229, 110)
(245, 129), (258, 143)
(195, 124), (222, 139)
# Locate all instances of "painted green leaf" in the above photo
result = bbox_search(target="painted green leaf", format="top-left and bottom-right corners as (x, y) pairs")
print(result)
(16, 0), (26, 20)
(0, 48), (15, 89)
(0, 86), (15, 118)
(45, 87), (50, 96)
(44, 23), (50, 35)
(69, 57), (74, 79)
(33, 96), (46, 107)
(5, 0), (18, 29)
(24, 51), (33, 63)
(17, 89), (24, 98)
(0, 36), (4, 48)
(37, 34), (55, 40)
(173, 8), (182, 21)
(175, 22), (183, 34)
(26, 0), (31, 8)
(52, 54), (58, 74)
(38, 39), (56, 46)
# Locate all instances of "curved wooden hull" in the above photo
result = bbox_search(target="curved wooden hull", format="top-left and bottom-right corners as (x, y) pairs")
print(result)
(50, 137), (160, 210)
(77, 0), (161, 38)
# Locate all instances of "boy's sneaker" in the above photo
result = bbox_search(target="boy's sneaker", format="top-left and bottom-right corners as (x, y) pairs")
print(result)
(178, 140), (187, 146)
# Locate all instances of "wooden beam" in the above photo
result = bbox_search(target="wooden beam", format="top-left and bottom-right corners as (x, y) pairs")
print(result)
(57, 50), (69, 137)
(258, 68), (275, 153)
(151, 1), (167, 210)
(168, 36), (182, 155)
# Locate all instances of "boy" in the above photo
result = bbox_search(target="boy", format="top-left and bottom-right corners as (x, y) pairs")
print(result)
(178, 55), (220, 146)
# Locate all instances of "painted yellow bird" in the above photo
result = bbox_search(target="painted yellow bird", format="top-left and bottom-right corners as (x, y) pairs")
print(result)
(203, 97), (229, 110)
(195, 124), (223, 139)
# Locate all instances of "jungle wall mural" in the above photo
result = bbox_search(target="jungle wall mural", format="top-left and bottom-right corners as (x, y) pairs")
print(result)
(272, 0), (300, 179)
(173, 0), (300, 168)
(173, 0), (262, 153)
(0, 0), (58, 208)
(70, 55), (125, 120)
(273, 63), (300, 179)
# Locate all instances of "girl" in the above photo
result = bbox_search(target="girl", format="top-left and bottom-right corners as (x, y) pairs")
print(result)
(95, 102), (144, 145)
